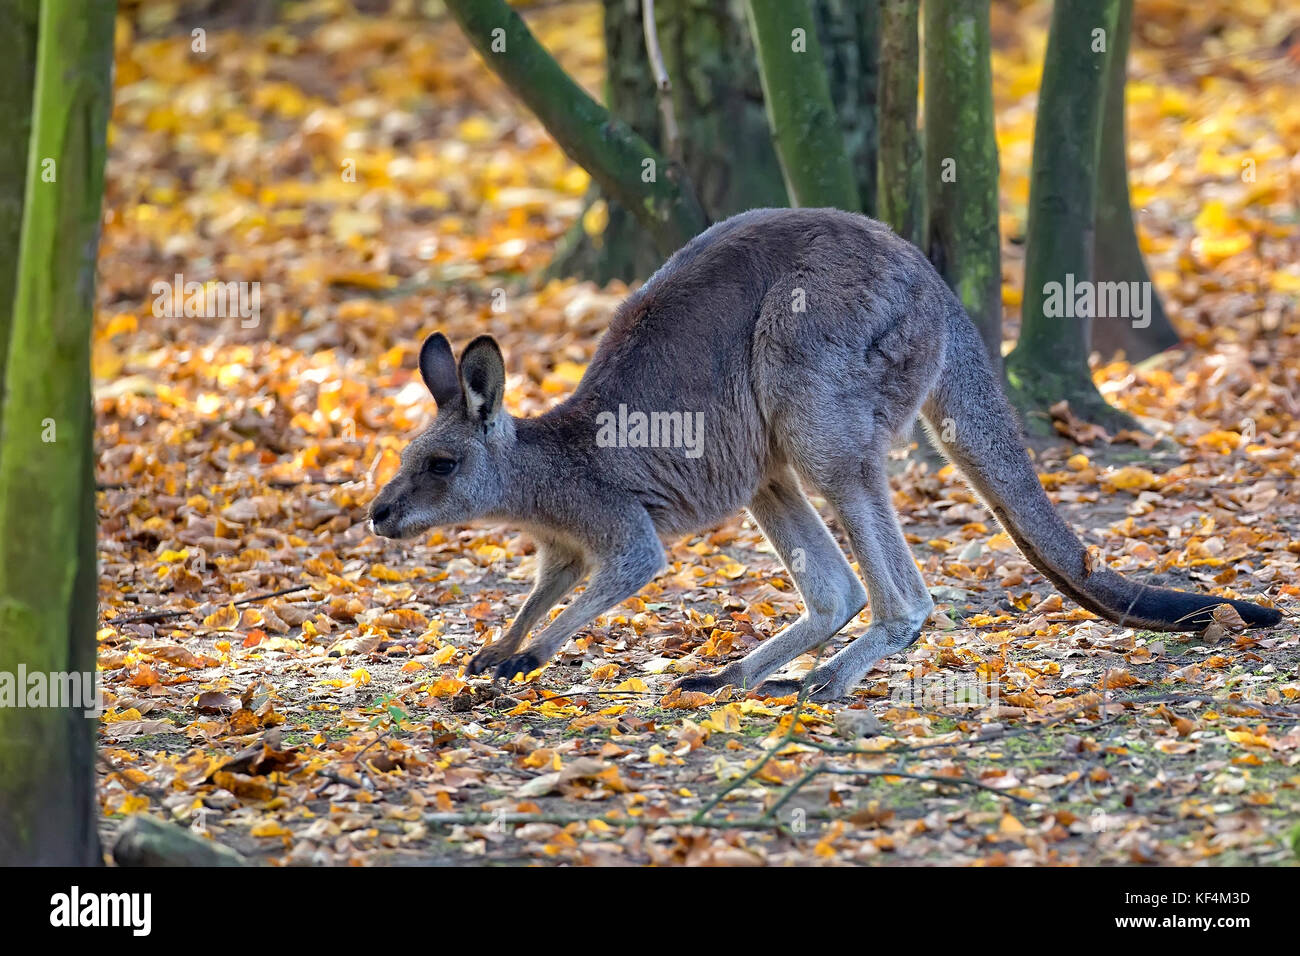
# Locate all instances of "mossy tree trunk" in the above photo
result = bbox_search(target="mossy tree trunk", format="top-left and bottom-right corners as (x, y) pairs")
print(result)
(551, 0), (787, 283)
(1091, 0), (1180, 362)
(0, 0), (113, 866)
(813, 0), (878, 216)
(0, 0), (40, 409)
(552, 0), (878, 282)
(745, 0), (860, 210)
(669, 0), (789, 219)
(1004, 0), (1136, 434)
(924, 0), (1002, 375)
(876, 0), (923, 246)
(548, 0), (668, 284)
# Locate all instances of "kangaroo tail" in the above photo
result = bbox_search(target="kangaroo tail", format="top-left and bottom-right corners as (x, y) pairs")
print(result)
(921, 306), (1281, 632)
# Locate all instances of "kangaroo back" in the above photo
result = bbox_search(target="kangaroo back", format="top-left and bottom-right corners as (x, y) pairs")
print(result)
(921, 307), (1280, 631)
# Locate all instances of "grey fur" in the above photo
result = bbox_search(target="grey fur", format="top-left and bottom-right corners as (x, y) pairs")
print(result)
(369, 208), (1280, 701)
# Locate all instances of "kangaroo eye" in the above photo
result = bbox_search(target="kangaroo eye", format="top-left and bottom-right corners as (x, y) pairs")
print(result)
(429, 457), (458, 477)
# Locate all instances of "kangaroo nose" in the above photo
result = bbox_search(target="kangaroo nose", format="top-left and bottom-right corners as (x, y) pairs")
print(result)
(371, 502), (392, 526)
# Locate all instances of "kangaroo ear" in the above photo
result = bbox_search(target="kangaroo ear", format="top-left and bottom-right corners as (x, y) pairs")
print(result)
(419, 333), (461, 410)
(459, 335), (505, 429)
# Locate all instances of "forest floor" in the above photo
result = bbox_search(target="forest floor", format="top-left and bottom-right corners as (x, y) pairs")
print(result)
(93, 0), (1300, 865)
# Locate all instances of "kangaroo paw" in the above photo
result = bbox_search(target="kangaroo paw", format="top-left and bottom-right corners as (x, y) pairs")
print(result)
(493, 649), (545, 681)
(755, 673), (843, 703)
(671, 670), (735, 696)
(466, 643), (518, 678)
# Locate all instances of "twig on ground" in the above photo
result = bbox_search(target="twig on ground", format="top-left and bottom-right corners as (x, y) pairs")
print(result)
(691, 649), (827, 825)
(423, 811), (783, 830)
(105, 584), (314, 625)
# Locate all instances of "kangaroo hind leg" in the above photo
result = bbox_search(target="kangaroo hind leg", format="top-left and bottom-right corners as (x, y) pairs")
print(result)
(761, 458), (933, 702)
(675, 469), (865, 694)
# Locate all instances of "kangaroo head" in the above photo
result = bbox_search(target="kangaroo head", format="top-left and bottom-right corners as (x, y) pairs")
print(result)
(369, 333), (512, 539)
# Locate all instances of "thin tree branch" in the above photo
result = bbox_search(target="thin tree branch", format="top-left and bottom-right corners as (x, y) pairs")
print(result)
(443, 0), (707, 254)
(641, 0), (680, 163)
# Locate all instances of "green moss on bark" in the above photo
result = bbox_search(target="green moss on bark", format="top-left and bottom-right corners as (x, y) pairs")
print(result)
(924, 0), (1002, 373)
(876, 0), (923, 245)
(0, 0), (112, 865)
(1004, 0), (1138, 434)
(746, 0), (860, 210)
(445, 0), (708, 257)
(1091, 0), (1180, 362)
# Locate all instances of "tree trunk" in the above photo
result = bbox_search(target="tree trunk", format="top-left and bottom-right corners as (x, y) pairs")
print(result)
(1091, 0), (1180, 362)
(745, 0), (860, 210)
(813, 0), (879, 217)
(924, 0), (1002, 374)
(0, 0), (40, 410)
(1004, 0), (1135, 434)
(114, 816), (248, 867)
(551, 0), (787, 283)
(445, 0), (708, 258)
(548, 0), (667, 284)
(0, 0), (114, 866)
(876, 0), (923, 246)
(552, 0), (878, 282)
(666, 0), (788, 218)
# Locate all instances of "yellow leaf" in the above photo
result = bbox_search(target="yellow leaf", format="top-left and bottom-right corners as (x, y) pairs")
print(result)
(118, 794), (152, 814)
(426, 675), (467, 698)
(1101, 466), (1158, 493)
(717, 561), (747, 580)
(250, 821), (292, 838)
(368, 563), (409, 582)
(582, 198), (609, 237)
(202, 604), (240, 630)
(701, 704), (743, 734)
(1195, 430), (1242, 454)
(1225, 728), (1271, 748)
(102, 707), (144, 723)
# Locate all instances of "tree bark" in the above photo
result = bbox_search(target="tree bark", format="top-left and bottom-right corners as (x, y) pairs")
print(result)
(114, 816), (248, 867)
(550, 0), (786, 283)
(548, 0), (667, 284)
(924, 0), (1002, 373)
(666, 0), (789, 219)
(444, 0), (707, 258)
(745, 0), (860, 210)
(813, 0), (879, 217)
(0, 0), (114, 866)
(0, 0), (40, 412)
(1091, 0), (1181, 362)
(551, 0), (877, 282)
(1004, 0), (1135, 434)
(876, 0), (924, 246)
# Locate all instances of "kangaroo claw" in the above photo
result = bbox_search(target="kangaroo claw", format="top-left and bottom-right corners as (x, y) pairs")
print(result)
(755, 675), (841, 702)
(493, 650), (543, 681)
(465, 647), (507, 677)
(671, 672), (733, 695)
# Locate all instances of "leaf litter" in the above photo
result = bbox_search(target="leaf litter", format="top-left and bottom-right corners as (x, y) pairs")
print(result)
(94, 0), (1299, 865)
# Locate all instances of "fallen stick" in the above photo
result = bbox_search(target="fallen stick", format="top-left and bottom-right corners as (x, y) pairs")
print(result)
(423, 811), (782, 830)
(105, 584), (313, 625)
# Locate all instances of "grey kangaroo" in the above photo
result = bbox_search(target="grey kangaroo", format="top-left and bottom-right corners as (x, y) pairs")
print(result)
(368, 208), (1281, 702)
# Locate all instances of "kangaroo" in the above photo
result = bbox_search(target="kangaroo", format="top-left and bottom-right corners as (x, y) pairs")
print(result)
(368, 208), (1281, 702)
